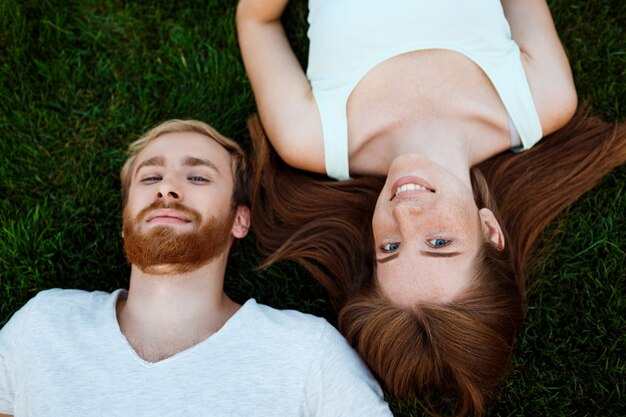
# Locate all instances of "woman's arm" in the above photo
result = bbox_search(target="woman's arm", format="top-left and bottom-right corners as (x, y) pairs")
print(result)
(501, 0), (577, 136)
(236, 0), (325, 173)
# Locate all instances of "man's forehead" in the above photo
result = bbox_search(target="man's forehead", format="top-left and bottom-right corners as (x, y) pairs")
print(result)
(135, 132), (229, 166)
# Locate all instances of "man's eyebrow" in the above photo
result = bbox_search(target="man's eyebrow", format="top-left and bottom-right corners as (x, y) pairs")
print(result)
(419, 251), (462, 258)
(184, 156), (220, 173)
(135, 156), (165, 175)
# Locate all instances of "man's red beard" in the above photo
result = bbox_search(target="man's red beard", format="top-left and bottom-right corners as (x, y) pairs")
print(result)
(122, 201), (235, 274)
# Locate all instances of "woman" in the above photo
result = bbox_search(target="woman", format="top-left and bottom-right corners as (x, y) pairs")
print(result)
(237, 0), (626, 415)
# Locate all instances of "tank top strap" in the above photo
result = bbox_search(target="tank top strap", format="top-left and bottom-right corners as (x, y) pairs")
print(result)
(481, 43), (543, 151)
(311, 86), (352, 180)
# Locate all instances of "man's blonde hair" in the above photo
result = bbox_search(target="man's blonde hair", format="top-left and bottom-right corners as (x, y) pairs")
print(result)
(120, 120), (249, 208)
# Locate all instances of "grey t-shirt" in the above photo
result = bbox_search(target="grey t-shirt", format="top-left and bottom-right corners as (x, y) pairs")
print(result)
(0, 289), (392, 416)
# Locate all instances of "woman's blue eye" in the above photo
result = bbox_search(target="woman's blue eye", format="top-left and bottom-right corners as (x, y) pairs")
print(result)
(382, 242), (400, 252)
(427, 239), (451, 248)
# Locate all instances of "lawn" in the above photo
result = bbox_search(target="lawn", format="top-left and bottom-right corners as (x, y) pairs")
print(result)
(0, 0), (624, 416)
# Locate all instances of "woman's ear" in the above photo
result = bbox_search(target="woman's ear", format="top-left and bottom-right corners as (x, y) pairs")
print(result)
(479, 208), (505, 250)
(231, 205), (251, 239)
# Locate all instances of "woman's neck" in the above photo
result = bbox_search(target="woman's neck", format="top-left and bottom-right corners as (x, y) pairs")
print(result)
(350, 118), (480, 186)
(345, 49), (514, 177)
(348, 101), (512, 179)
(390, 125), (474, 188)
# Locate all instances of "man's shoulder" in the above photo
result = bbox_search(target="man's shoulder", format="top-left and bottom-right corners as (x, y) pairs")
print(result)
(247, 300), (331, 334)
(241, 301), (392, 416)
(23, 288), (119, 319)
(1, 289), (120, 351)
(240, 300), (353, 354)
(32, 287), (116, 305)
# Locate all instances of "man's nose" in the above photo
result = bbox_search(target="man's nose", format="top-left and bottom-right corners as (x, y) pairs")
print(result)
(156, 179), (183, 202)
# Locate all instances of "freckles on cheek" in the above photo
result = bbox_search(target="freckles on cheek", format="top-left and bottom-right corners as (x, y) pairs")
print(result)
(439, 204), (476, 233)
(370, 213), (391, 241)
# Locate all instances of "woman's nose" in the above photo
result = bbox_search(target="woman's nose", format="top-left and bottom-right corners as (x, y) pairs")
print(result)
(393, 203), (424, 218)
(393, 203), (424, 233)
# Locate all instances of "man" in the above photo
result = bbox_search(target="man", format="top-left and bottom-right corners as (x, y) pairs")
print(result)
(0, 120), (392, 416)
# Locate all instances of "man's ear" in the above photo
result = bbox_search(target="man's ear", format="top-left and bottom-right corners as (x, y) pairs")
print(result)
(479, 208), (505, 250)
(231, 205), (251, 239)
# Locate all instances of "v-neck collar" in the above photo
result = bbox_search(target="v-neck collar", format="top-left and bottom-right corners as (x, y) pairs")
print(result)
(107, 289), (255, 368)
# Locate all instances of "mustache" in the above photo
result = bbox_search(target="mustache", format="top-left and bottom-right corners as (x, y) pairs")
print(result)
(135, 201), (202, 224)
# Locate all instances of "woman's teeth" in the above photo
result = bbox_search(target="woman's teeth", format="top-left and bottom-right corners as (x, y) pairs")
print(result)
(395, 183), (433, 197)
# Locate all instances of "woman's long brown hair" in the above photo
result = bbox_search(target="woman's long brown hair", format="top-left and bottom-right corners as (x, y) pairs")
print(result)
(249, 114), (385, 305)
(249, 106), (626, 416)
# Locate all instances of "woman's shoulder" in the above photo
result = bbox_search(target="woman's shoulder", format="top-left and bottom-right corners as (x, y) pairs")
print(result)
(522, 53), (578, 136)
(502, 0), (578, 135)
(249, 111), (327, 174)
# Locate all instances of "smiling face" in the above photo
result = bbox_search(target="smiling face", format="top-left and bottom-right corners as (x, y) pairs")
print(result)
(122, 131), (248, 274)
(372, 154), (504, 307)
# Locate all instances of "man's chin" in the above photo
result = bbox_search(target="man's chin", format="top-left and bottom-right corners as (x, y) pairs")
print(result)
(137, 262), (207, 276)
(123, 209), (235, 275)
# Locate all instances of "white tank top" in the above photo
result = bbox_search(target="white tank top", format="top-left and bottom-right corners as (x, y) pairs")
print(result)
(306, 0), (543, 180)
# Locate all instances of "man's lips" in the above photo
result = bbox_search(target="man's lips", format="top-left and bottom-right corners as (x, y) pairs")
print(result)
(390, 176), (435, 200)
(145, 209), (192, 224)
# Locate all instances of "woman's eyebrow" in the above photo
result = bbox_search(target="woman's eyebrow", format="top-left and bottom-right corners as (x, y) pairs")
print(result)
(377, 250), (463, 263)
(419, 251), (462, 258)
(376, 253), (400, 263)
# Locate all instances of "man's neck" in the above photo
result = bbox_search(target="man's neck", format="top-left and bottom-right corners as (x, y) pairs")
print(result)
(116, 255), (240, 362)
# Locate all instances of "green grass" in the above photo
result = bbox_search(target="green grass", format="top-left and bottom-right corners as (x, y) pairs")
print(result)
(0, 0), (624, 415)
